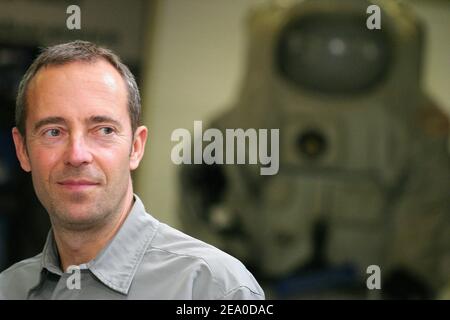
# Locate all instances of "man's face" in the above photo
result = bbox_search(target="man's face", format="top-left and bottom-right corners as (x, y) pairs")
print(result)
(12, 60), (147, 230)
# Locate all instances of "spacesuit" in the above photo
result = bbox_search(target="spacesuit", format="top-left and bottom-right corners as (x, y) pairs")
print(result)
(178, 0), (450, 299)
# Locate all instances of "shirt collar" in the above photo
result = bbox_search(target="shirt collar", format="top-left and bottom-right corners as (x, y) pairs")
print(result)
(40, 194), (159, 295)
(41, 230), (63, 276)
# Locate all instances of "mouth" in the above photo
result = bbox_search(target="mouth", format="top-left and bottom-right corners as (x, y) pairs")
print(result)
(57, 179), (100, 191)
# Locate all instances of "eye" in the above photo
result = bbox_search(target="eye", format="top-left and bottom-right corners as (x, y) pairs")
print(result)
(98, 127), (115, 135)
(44, 128), (61, 137)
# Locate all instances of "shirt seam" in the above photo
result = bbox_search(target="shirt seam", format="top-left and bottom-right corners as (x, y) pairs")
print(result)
(219, 285), (264, 299)
(145, 246), (257, 299)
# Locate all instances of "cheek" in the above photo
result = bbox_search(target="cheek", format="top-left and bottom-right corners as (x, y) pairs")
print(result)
(29, 148), (61, 181)
(96, 146), (131, 177)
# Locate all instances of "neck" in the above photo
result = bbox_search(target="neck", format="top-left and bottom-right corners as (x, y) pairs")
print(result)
(52, 185), (134, 272)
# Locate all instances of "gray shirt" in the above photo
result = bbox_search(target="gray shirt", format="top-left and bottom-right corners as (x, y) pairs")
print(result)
(0, 195), (264, 300)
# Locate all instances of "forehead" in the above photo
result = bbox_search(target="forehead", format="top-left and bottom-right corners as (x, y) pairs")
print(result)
(26, 59), (129, 124)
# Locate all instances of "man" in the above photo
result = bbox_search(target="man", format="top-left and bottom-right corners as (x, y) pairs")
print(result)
(0, 41), (264, 300)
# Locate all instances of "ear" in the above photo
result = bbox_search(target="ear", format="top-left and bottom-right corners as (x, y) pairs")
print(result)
(12, 127), (31, 172)
(130, 125), (148, 171)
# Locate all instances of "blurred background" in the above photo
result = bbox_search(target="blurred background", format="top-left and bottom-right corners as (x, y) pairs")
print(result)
(0, 0), (448, 299)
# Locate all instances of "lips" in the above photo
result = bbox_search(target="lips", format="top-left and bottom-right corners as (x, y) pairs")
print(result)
(57, 179), (100, 191)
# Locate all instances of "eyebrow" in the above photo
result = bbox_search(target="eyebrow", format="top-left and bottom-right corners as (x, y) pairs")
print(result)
(32, 115), (123, 133)
(33, 117), (67, 133)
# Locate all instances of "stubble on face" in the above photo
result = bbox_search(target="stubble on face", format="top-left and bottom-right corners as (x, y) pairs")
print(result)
(41, 166), (126, 232)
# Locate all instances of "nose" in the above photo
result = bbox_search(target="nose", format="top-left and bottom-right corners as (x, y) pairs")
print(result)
(64, 133), (93, 167)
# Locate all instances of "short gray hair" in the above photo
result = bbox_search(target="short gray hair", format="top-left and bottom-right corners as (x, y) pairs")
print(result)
(16, 40), (141, 136)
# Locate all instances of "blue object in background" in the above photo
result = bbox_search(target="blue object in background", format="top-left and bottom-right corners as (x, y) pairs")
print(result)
(274, 264), (360, 298)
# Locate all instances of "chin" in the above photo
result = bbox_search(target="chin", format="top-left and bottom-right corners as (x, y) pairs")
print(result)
(53, 203), (108, 230)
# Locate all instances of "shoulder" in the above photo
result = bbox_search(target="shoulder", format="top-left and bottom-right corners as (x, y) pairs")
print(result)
(0, 254), (43, 299)
(143, 222), (264, 299)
